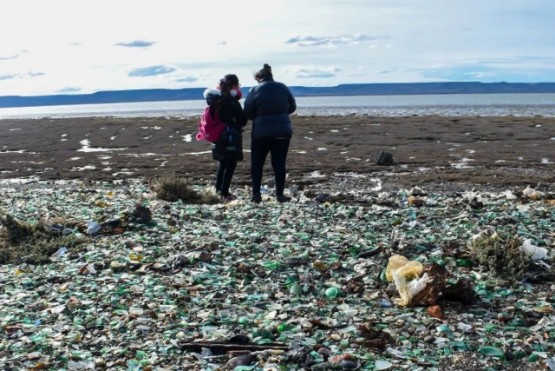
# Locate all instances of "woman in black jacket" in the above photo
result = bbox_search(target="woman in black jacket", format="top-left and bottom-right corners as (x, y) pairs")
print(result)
(210, 74), (247, 201)
(243, 64), (297, 203)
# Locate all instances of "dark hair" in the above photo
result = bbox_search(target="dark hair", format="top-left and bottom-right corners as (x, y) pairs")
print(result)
(219, 74), (240, 94)
(254, 63), (273, 81)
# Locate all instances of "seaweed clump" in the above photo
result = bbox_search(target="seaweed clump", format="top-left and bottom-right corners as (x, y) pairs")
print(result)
(469, 229), (530, 281)
(0, 213), (86, 265)
(151, 176), (219, 204)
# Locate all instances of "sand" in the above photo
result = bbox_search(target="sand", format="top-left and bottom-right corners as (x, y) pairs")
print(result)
(1, 115), (554, 192)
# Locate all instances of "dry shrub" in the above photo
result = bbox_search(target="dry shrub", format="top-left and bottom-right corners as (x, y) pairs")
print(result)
(151, 176), (219, 204)
(0, 213), (87, 265)
(469, 229), (530, 280)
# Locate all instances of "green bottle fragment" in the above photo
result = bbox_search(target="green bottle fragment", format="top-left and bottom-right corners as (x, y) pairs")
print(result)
(263, 261), (280, 270)
(277, 323), (288, 333)
(528, 353), (540, 362)
(456, 258), (473, 267)
(379, 269), (388, 282)
(478, 346), (505, 359)
(289, 283), (302, 296)
(238, 316), (250, 325)
(325, 286), (341, 299)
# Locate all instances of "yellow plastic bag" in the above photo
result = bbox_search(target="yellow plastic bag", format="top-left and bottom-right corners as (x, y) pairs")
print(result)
(386, 255), (430, 306)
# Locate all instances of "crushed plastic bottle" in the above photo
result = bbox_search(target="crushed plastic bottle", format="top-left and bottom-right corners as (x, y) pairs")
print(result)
(386, 255), (431, 306)
(520, 239), (548, 260)
(86, 221), (101, 235)
(51, 247), (68, 260)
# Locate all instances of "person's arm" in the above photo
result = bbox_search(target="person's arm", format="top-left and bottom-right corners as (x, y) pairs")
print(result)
(286, 86), (296, 114)
(243, 87), (256, 120)
(234, 100), (248, 128)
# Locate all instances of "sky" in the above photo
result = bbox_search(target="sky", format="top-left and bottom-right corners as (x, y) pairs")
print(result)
(1, 0), (554, 97)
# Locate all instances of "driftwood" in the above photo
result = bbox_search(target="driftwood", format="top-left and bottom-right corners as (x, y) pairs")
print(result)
(179, 341), (289, 354)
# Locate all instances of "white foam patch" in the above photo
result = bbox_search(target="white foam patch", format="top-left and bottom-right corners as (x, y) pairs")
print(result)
(182, 134), (193, 142)
(10, 161), (44, 164)
(309, 171), (326, 178)
(0, 150), (30, 154)
(72, 165), (96, 171)
(122, 153), (157, 157)
(317, 147), (327, 151)
(541, 158), (552, 164)
(78, 139), (127, 153)
(68, 157), (82, 161)
(113, 171), (134, 176)
(451, 158), (475, 169)
(304, 137), (314, 140)
(185, 151), (212, 155)
(0, 176), (40, 184)
(495, 160), (506, 163)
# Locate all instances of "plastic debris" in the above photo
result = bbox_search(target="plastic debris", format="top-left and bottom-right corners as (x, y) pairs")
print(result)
(386, 254), (431, 306)
(521, 238), (549, 261)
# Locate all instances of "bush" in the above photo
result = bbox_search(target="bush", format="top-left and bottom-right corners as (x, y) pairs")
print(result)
(469, 229), (530, 281)
(0, 213), (87, 264)
(151, 176), (219, 204)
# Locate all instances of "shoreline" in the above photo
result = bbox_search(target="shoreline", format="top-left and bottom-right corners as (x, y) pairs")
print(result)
(0, 115), (554, 193)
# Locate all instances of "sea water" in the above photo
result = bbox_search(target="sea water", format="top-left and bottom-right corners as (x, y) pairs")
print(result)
(1, 93), (554, 119)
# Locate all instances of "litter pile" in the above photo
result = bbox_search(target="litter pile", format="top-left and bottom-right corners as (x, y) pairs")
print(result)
(1, 177), (554, 370)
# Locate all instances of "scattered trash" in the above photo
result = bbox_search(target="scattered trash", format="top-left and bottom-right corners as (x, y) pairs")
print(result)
(521, 238), (549, 261)
(85, 220), (101, 235)
(0, 179), (553, 369)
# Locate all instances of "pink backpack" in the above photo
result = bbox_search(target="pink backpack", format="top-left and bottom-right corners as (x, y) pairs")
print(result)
(196, 106), (226, 143)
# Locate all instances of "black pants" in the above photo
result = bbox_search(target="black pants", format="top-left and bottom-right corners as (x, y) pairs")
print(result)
(251, 138), (290, 196)
(216, 159), (237, 196)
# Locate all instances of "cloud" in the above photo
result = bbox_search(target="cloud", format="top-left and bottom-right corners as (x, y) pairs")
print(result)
(128, 65), (176, 77)
(286, 34), (387, 47)
(0, 72), (44, 81)
(175, 76), (198, 83)
(116, 40), (156, 48)
(0, 74), (18, 80)
(0, 54), (20, 61)
(294, 67), (341, 79)
(57, 86), (81, 93)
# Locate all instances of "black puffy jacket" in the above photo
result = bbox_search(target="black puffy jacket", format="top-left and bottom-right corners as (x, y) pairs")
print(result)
(211, 95), (247, 161)
(243, 78), (296, 140)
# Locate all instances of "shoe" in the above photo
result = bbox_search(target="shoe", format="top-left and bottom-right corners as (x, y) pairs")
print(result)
(221, 194), (236, 202)
(251, 193), (262, 203)
(276, 195), (291, 203)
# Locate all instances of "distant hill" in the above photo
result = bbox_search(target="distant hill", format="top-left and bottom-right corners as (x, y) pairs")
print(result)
(1, 82), (555, 108)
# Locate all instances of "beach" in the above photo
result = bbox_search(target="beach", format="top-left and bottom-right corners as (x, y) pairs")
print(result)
(1, 115), (554, 192)
(1, 115), (555, 370)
